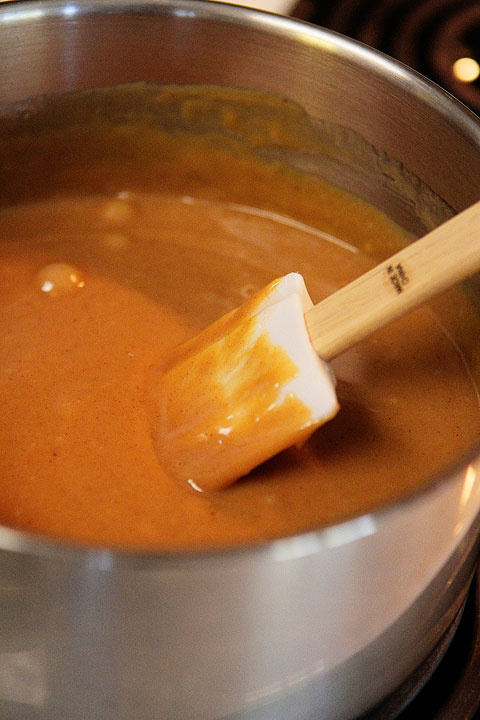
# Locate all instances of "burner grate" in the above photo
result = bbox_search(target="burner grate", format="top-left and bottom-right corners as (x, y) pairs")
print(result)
(292, 0), (480, 115)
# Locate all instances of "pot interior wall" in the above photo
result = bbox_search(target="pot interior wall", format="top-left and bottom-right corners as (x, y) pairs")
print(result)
(1, 0), (480, 214)
(0, 81), (457, 237)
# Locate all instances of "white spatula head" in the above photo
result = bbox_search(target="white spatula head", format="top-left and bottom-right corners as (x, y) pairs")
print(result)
(151, 274), (339, 492)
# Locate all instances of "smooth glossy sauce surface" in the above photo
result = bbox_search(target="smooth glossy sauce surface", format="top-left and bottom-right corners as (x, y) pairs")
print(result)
(0, 189), (479, 549)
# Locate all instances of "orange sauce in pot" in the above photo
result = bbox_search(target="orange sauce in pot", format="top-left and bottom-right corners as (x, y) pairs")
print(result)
(0, 181), (479, 550)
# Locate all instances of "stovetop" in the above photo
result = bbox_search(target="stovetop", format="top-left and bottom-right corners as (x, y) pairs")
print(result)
(291, 0), (480, 118)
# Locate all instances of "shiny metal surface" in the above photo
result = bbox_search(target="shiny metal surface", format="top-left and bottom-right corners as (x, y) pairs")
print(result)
(1, 2), (480, 719)
(1, 0), (480, 211)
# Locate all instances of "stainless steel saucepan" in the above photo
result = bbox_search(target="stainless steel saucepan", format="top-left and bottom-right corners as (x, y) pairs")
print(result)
(1, 2), (480, 718)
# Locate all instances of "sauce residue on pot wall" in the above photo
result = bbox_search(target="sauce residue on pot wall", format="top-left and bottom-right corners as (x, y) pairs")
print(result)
(0, 85), (479, 550)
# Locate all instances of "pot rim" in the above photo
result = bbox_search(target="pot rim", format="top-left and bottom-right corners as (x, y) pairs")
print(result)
(1, 0), (480, 565)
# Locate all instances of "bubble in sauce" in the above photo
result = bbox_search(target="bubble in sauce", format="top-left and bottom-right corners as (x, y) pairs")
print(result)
(35, 263), (86, 297)
(239, 283), (258, 299)
(103, 232), (130, 250)
(101, 193), (134, 224)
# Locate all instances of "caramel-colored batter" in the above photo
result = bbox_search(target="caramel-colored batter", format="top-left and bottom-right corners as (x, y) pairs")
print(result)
(0, 187), (479, 550)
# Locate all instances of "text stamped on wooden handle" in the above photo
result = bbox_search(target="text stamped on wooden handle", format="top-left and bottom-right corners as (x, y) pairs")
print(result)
(387, 262), (410, 294)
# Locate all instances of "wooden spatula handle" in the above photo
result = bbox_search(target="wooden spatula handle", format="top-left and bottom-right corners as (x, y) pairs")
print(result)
(305, 200), (480, 361)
